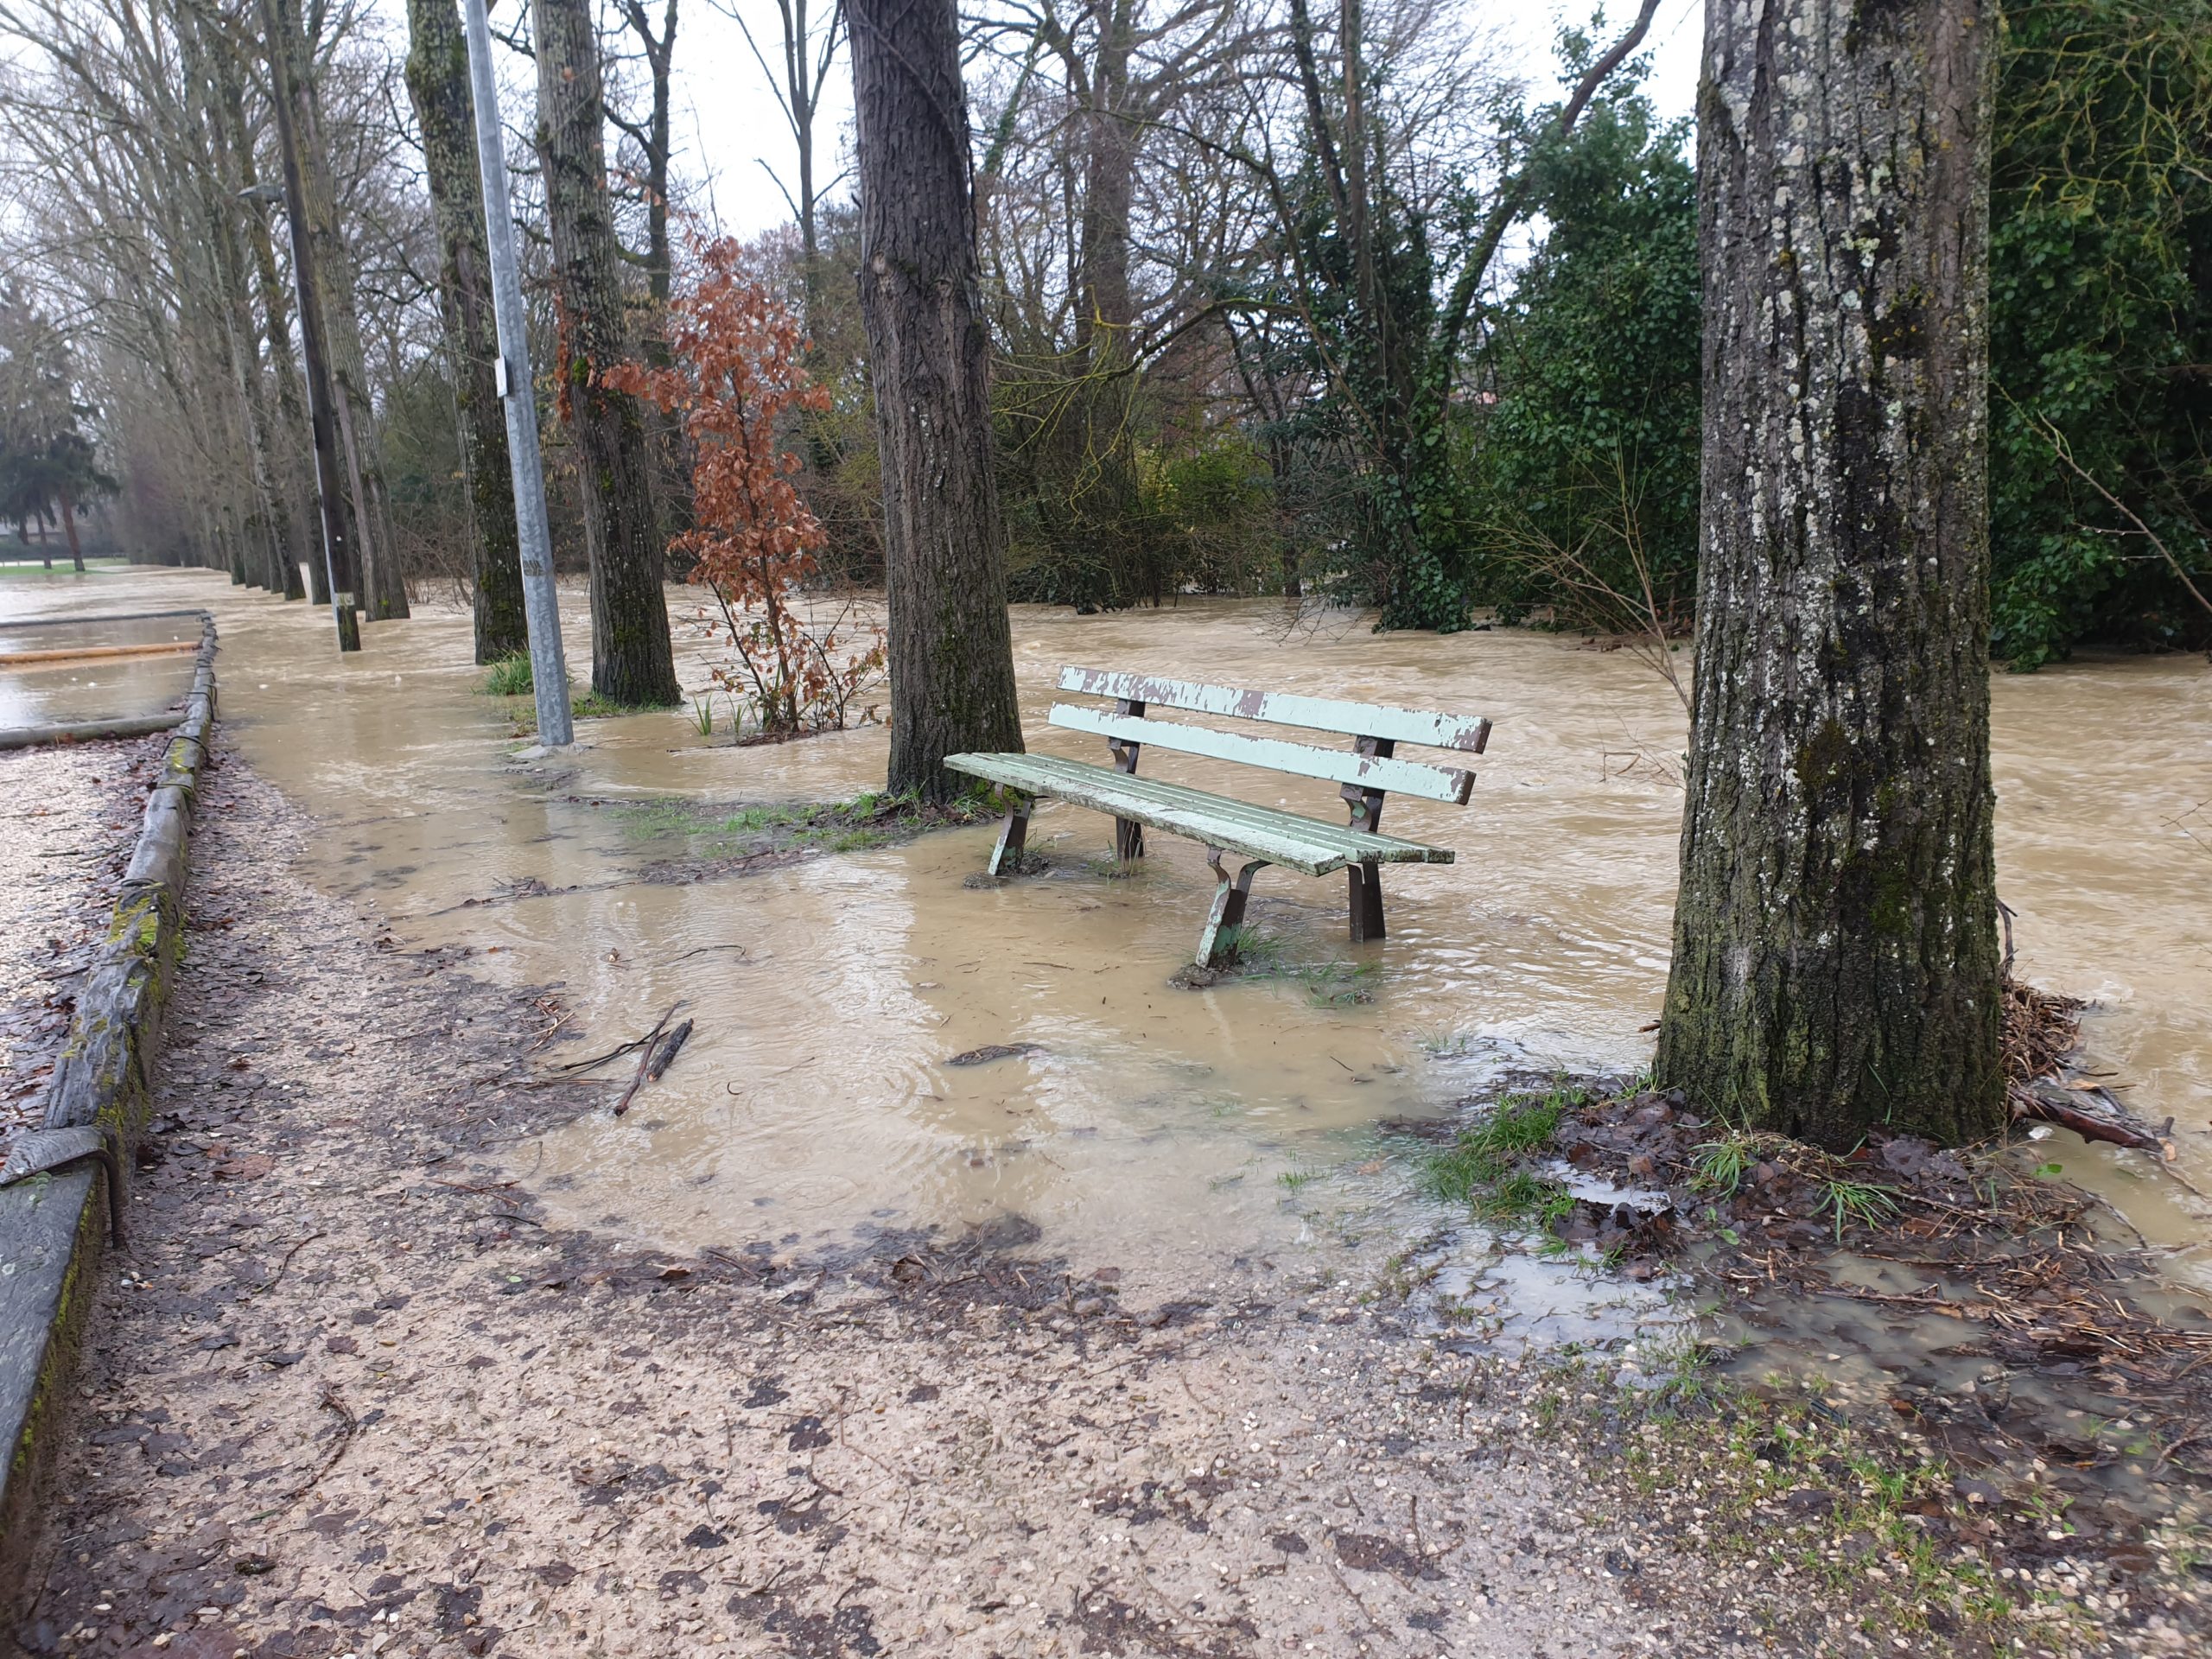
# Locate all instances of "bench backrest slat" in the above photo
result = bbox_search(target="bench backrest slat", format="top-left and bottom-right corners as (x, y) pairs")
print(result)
(1056, 665), (1491, 754)
(1049, 703), (1474, 804)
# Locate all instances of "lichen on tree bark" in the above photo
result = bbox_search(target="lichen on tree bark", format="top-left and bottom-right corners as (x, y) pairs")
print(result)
(1656, 0), (2005, 1148)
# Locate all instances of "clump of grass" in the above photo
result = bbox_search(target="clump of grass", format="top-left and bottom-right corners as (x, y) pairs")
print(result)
(1296, 958), (1379, 1007)
(1210, 925), (1284, 970)
(1480, 1167), (1574, 1229)
(1421, 1084), (1591, 1230)
(1691, 1133), (1754, 1195)
(1818, 1176), (1900, 1241)
(486, 656), (638, 725)
(610, 789), (982, 858)
(480, 651), (533, 696)
(1213, 930), (1377, 1003)
(1422, 1087), (1578, 1204)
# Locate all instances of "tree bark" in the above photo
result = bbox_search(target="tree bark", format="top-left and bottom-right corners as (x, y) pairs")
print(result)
(226, 49), (313, 604)
(60, 493), (83, 572)
(405, 0), (530, 663)
(614, 0), (678, 325)
(204, 10), (306, 601)
(534, 0), (680, 706)
(289, 0), (410, 620)
(851, 0), (1024, 799)
(1656, 0), (2002, 1149)
(260, 0), (362, 650)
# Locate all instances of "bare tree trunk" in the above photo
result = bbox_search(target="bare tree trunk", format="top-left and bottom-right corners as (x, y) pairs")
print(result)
(1655, 0), (2001, 1149)
(226, 48), (313, 604)
(614, 0), (689, 545)
(184, 10), (285, 596)
(200, 9), (303, 600)
(289, 0), (410, 620)
(260, 0), (362, 650)
(405, 0), (530, 662)
(725, 0), (843, 332)
(60, 493), (84, 572)
(615, 0), (678, 327)
(534, 0), (679, 705)
(851, 0), (1024, 799)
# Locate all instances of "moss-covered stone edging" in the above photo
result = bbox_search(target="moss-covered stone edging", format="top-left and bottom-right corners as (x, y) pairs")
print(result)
(0, 609), (217, 1611)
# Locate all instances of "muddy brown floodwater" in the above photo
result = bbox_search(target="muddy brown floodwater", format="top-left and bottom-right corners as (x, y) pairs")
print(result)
(6, 567), (2209, 1310)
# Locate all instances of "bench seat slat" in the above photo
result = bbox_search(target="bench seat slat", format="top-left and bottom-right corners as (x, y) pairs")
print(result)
(963, 753), (1444, 856)
(1057, 666), (1491, 753)
(1049, 703), (1473, 804)
(944, 752), (1453, 877)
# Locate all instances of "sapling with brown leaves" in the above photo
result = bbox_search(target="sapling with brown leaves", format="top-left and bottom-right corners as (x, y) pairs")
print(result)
(605, 240), (884, 739)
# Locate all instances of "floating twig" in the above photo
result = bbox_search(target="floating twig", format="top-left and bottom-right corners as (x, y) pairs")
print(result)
(613, 1002), (684, 1116)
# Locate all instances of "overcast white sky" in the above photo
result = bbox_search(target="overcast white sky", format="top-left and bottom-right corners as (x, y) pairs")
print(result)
(630, 0), (1706, 240)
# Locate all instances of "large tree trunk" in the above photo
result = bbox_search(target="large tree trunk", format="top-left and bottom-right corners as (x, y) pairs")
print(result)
(534, 0), (680, 707)
(1655, 0), (2002, 1149)
(851, 0), (1024, 800)
(404, 0), (530, 664)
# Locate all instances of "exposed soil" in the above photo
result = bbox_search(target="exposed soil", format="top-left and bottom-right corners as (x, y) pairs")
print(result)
(1394, 1076), (2212, 1653)
(11, 744), (2201, 1659)
(0, 734), (164, 1154)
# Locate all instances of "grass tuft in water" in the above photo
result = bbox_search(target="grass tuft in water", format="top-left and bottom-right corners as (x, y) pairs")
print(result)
(1422, 1087), (1577, 1201)
(608, 789), (984, 860)
(480, 652), (533, 696)
(1214, 929), (1379, 1004)
(1691, 1133), (1754, 1195)
(483, 655), (632, 723)
(1818, 1176), (1900, 1241)
(1421, 1084), (1587, 1228)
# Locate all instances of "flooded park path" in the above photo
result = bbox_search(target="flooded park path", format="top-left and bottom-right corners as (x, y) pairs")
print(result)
(9, 565), (2212, 1656)
(7, 566), (2210, 1299)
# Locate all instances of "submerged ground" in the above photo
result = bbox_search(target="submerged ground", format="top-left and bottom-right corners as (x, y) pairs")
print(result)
(3, 568), (2209, 1656)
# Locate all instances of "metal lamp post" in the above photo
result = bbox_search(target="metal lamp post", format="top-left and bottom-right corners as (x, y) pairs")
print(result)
(459, 0), (573, 747)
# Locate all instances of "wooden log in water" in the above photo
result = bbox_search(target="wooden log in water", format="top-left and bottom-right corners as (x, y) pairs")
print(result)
(0, 641), (199, 667)
(0, 715), (186, 752)
(2012, 1079), (2175, 1158)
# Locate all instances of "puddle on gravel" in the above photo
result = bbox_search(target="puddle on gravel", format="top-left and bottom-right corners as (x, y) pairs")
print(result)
(4, 569), (2208, 1325)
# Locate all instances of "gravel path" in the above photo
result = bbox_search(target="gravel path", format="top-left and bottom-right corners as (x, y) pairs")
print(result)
(0, 735), (162, 1154)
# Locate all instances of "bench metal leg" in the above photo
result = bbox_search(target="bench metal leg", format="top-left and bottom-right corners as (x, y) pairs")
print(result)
(1111, 698), (1145, 861)
(987, 793), (1033, 876)
(1348, 860), (1385, 942)
(1197, 847), (1268, 968)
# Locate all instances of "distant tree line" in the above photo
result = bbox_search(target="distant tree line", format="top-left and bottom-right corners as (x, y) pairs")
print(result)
(0, 0), (2201, 671)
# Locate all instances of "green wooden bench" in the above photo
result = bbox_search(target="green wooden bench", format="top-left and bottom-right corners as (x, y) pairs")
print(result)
(946, 666), (1492, 968)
